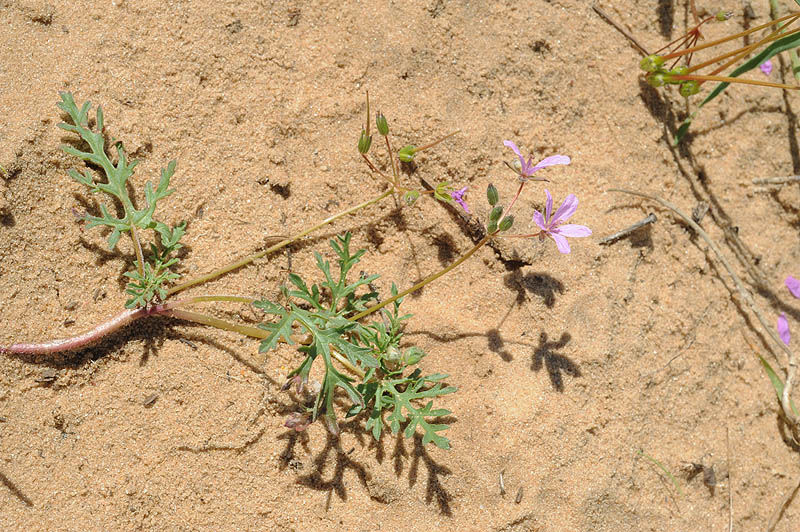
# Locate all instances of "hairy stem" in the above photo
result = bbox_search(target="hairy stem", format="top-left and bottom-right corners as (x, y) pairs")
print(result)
(167, 189), (394, 296)
(130, 224), (146, 277)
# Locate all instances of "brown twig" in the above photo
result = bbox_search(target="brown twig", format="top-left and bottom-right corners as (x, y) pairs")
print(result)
(752, 176), (800, 185)
(592, 4), (650, 57)
(766, 475), (800, 532)
(610, 188), (799, 432)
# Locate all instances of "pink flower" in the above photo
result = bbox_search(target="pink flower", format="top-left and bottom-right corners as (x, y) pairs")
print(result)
(760, 60), (773, 76)
(503, 140), (570, 182)
(532, 189), (591, 254)
(778, 312), (791, 345)
(450, 186), (470, 213)
(786, 275), (800, 298)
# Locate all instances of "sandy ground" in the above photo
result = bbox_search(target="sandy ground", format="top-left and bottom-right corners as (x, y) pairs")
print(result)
(1, 0), (800, 530)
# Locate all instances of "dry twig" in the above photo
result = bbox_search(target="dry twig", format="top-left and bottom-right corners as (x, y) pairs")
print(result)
(610, 188), (799, 433)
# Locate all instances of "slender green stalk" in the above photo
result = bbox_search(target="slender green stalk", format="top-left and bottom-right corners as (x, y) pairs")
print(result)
(130, 224), (145, 277)
(166, 309), (268, 338)
(167, 188), (394, 296)
(352, 234), (492, 321)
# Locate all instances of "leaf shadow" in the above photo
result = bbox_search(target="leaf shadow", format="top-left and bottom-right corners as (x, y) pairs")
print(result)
(531, 331), (581, 392)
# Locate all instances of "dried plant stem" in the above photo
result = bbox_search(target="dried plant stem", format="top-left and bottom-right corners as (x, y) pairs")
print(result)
(766, 475), (800, 532)
(610, 188), (798, 430)
(752, 176), (800, 185)
(591, 4), (650, 56)
(167, 188), (394, 296)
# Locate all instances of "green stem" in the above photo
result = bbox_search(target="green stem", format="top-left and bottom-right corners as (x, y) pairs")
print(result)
(129, 224), (145, 277)
(351, 233), (492, 321)
(166, 188), (394, 296)
(165, 309), (268, 338)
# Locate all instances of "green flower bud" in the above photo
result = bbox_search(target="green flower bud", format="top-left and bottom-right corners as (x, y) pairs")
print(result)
(402, 346), (426, 366)
(499, 215), (514, 232)
(357, 128), (372, 154)
(403, 190), (420, 206)
(487, 221), (498, 233)
(646, 72), (666, 88)
(679, 80), (701, 98)
(639, 54), (665, 73)
(385, 344), (403, 371)
(376, 112), (389, 135)
(398, 145), (417, 162)
(433, 181), (451, 202)
(489, 205), (503, 222)
(716, 10), (731, 22)
(670, 65), (689, 76)
(486, 184), (499, 205)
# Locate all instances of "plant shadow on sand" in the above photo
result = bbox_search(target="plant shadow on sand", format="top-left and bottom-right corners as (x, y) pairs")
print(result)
(279, 415), (455, 515)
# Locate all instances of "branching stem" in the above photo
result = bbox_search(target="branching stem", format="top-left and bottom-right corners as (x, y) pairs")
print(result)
(167, 189), (394, 296)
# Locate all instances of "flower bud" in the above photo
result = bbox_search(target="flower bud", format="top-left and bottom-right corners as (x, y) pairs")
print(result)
(403, 190), (420, 206)
(489, 205), (503, 222)
(646, 72), (666, 88)
(376, 112), (389, 135)
(385, 345), (403, 371)
(716, 10), (732, 21)
(639, 54), (665, 73)
(398, 145), (417, 162)
(499, 215), (514, 232)
(679, 80), (701, 98)
(402, 346), (425, 366)
(486, 184), (499, 205)
(357, 128), (372, 154)
(670, 65), (689, 76)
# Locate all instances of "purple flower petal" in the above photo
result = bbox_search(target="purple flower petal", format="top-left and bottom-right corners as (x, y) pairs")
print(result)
(450, 186), (470, 214)
(786, 275), (800, 298)
(778, 312), (791, 345)
(555, 224), (592, 237)
(544, 189), (553, 222)
(760, 60), (773, 76)
(532, 209), (547, 230)
(551, 194), (578, 224)
(550, 233), (571, 254)
(532, 155), (571, 170)
(503, 140), (523, 160)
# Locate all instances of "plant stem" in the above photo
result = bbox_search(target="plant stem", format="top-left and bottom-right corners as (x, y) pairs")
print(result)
(351, 233), (492, 321)
(662, 12), (799, 59)
(670, 73), (798, 89)
(130, 224), (146, 277)
(166, 189), (394, 296)
(164, 309), (268, 339)
(414, 130), (461, 153)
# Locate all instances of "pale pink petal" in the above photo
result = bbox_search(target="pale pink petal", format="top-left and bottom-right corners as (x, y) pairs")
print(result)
(550, 233), (571, 254)
(555, 224), (592, 237)
(503, 140), (523, 160)
(786, 276), (800, 298)
(551, 194), (578, 224)
(532, 210), (547, 231)
(544, 189), (553, 222)
(778, 312), (791, 345)
(532, 155), (571, 170)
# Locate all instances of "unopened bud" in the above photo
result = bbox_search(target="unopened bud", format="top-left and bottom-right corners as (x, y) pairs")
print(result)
(486, 184), (499, 205)
(403, 346), (425, 366)
(489, 205), (503, 222)
(376, 112), (389, 135)
(398, 145), (417, 162)
(646, 72), (667, 88)
(639, 54), (665, 73)
(499, 215), (514, 232)
(670, 65), (689, 76)
(679, 80), (701, 98)
(716, 10), (732, 21)
(358, 128), (372, 154)
(404, 190), (420, 206)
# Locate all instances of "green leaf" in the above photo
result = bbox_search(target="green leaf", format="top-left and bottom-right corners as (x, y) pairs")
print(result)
(758, 355), (799, 416)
